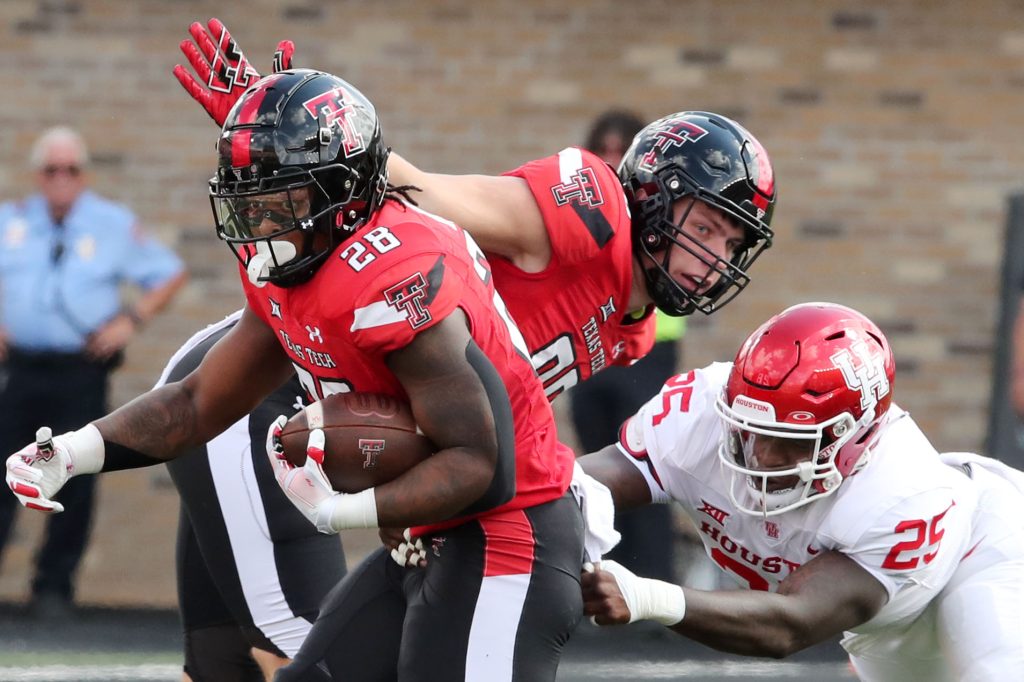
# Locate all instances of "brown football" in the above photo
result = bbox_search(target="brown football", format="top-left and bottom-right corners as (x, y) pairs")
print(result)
(279, 392), (434, 494)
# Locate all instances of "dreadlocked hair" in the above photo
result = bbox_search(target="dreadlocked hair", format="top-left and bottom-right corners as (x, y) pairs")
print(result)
(384, 183), (421, 206)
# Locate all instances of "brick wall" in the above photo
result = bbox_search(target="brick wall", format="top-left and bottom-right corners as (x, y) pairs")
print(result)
(0, 0), (1021, 606)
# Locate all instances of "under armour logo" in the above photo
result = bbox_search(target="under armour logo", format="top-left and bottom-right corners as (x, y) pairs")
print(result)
(599, 296), (616, 322)
(300, 218), (314, 230)
(306, 325), (323, 343)
(431, 536), (446, 558)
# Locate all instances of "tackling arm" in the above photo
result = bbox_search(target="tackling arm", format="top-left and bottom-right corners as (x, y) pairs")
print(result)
(584, 550), (887, 659)
(388, 154), (551, 272)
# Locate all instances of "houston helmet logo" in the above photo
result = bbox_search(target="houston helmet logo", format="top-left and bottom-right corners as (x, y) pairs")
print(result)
(302, 87), (367, 158)
(831, 339), (890, 412)
(638, 120), (709, 172)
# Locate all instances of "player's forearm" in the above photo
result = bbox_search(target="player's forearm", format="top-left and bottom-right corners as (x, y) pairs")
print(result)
(372, 447), (500, 527)
(93, 382), (210, 461)
(669, 589), (819, 658)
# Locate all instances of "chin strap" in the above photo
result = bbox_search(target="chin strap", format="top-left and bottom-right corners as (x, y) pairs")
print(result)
(247, 240), (298, 287)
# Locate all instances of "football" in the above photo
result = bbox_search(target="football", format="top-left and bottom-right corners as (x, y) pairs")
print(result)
(278, 392), (434, 494)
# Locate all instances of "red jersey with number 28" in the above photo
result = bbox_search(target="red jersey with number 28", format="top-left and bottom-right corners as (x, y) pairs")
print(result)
(495, 147), (656, 400)
(241, 201), (574, 533)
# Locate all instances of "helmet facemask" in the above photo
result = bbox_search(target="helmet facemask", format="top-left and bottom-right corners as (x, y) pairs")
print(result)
(714, 393), (864, 517)
(211, 164), (362, 287)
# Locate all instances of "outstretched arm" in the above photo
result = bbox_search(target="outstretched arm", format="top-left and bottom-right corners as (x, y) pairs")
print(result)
(7, 306), (292, 512)
(389, 154), (551, 272)
(96, 305), (293, 458)
(583, 550), (887, 659)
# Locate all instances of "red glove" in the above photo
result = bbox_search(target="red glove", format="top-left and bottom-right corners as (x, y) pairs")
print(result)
(273, 39), (295, 75)
(172, 18), (295, 126)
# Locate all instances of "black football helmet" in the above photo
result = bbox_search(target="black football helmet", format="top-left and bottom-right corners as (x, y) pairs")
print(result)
(209, 69), (390, 287)
(619, 112), (776, 316)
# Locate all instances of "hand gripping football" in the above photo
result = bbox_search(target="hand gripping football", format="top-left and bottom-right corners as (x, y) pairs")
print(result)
(279, 392), (434, 494)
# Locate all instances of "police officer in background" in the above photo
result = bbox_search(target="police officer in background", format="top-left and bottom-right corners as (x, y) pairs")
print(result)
(0, 126), (187, 618)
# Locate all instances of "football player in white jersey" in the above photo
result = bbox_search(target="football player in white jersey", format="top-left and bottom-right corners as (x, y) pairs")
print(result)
(579, 302), (1024, 681)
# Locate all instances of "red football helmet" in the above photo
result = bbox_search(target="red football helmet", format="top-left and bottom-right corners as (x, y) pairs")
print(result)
(714, 303), (895, 516)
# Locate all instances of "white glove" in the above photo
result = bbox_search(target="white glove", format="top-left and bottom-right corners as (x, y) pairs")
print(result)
(390, 528), (426, 567)
(266, 417), (378, 534)
(594, 559), (687, 626)
(5, 425), (105, 513)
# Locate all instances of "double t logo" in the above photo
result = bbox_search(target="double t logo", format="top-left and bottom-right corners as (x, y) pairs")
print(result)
(302, 87), (367, 158)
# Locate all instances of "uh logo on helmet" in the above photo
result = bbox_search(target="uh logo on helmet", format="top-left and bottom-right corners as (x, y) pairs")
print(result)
(211, 69), (390, 288)
(715, 302), (896, 517)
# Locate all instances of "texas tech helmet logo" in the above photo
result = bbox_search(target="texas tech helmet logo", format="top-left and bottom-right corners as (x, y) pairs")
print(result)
(302, 86), (367, 158)
(638, 119), (709, 172)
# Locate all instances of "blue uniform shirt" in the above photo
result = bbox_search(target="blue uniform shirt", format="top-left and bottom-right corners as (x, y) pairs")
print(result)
(0, 190), (184, 352)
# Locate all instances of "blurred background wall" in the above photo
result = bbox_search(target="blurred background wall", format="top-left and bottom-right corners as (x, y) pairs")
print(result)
(0, 0), (1021, 607)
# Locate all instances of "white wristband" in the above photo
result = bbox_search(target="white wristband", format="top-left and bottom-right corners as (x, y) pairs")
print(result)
(601, 559), (686, 626)
(317, 488), (378, 533)
(61, 424), (105, 475)
(636, 576), (687, 625)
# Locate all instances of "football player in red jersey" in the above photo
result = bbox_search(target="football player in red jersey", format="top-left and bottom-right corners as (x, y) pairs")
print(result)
(6, 69), (584, 682)
(160, 22), (779, 680)
(174, 20), (777, 400)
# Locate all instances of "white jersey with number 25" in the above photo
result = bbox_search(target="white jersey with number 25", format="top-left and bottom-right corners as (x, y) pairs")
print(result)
(618, 362), (1024, 680)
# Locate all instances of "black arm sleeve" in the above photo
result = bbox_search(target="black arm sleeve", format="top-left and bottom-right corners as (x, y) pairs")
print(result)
(454, 339), (516, 517)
